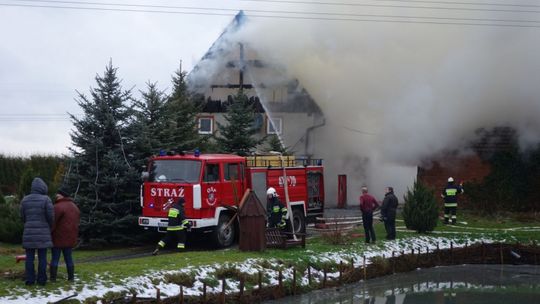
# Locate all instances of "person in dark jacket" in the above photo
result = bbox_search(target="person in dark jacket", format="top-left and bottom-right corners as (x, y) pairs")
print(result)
(266, 187), (287, 229)
(20, 177), (54, 286)
(50, 188), (80, 282)
(441, 177), (464, 225)
(380, 186), (398, 240)
(359, 186), (379, 244)
(152, 197), (190, 255)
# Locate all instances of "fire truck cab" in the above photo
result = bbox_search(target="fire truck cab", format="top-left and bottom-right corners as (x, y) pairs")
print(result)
(138, 152), (324, 247)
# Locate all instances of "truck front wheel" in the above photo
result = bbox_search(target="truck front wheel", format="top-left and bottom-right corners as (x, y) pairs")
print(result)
(212, 214), (236, 248)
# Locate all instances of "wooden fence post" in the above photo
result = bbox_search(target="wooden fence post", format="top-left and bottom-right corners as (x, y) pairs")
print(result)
(239, 277), (245, 301)
(155, 287), (161, 303)
(450, 242), (454, 264)
(202, 282), (207, 304)
(307, 265), (312, 285)
(221, 278), (226, 304)
(179, 285), (183, 304)
(436, 242), (440, 262)
(323, 268), (327, 288)
(391, 251), (395, 273)
(363, 256), (366, 281)
(292, 267), (297, 295)
(258, 271), (263, 302)
(481, 242), (485, 264)
(278, 269), (283, 292)
(500, 243), (504, 264)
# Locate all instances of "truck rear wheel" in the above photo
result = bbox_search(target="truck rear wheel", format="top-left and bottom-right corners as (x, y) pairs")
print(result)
(289, 208), (306, 234)
(212, 214), (236, 248)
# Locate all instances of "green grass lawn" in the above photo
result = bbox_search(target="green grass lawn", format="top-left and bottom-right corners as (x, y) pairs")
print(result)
(1, 210), (539, 299)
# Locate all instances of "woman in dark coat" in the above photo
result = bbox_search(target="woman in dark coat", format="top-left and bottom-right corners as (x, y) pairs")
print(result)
(50, 188), (80, 282)
(20, 177), (54, 286)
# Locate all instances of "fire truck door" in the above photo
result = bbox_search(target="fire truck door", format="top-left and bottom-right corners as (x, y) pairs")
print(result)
(222, 162), (243, 206)
(202, 163), (222, 208)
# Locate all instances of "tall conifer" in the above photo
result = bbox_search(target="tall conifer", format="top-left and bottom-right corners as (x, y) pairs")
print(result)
(69, 61), (140, 244)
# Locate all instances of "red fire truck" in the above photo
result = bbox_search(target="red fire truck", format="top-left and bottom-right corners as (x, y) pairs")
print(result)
(138, 152), (325, 247)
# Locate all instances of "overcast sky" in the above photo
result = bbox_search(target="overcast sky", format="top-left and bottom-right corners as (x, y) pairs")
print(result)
(0, 0), (243, 155)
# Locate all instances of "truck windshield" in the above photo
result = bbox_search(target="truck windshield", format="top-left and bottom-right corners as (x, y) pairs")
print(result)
(150, 160), (201, 183)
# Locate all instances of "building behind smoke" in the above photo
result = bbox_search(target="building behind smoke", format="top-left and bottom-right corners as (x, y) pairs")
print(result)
(187, 11), (325, 158)
(417, 127), (516, 206)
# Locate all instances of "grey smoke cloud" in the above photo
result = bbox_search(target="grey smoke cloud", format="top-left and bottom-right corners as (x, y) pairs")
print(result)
(227, 7), (540, 201)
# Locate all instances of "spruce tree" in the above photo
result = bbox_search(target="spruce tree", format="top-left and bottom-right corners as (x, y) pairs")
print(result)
(132, 81), (167, 164)
(216, 90), (264, 156)
(161, 66), (201, 152)
(0, 190), (23, 243)
(264, 134), (292, 155)
(402, 180), (439, 233)
(68, 61), (141, 245)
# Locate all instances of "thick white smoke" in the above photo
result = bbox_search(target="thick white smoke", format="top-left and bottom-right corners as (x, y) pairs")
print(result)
(220, 6), (540, 203)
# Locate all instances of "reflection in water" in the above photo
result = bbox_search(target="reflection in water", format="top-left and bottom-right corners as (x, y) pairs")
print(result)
(265, 265), (540, 304)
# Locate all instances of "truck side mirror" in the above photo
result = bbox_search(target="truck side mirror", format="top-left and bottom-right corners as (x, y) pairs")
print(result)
(141, 171), (149, 181)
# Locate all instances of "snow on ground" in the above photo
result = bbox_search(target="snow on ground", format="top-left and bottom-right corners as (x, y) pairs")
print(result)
(0, 235), (517, 303)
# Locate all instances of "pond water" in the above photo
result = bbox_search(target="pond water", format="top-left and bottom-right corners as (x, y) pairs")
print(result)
(265, 264), (540, 304)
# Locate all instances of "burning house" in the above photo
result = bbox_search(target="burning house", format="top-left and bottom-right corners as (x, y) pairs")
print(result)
(187, 11), (325, 158)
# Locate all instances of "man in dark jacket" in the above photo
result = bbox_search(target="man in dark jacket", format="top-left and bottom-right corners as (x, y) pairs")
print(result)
(442, 177), (464, 225)
(50, 188), (80, 282)
(380, 186), (398, 240)
(359, 187), (379, 244)
(266, 187), (287, 229)
(152, 197), (190, 255)
(20, 177), (54, 286)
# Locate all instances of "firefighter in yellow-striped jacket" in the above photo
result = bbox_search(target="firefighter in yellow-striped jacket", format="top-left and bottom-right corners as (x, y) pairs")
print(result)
(266, 187), (288, 229)
(152, 197), (190, 255)
(441, 177), (464, 225)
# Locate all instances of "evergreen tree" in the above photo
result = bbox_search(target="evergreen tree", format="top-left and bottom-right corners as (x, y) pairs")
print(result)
(216, 90), (264, 156)
(17, 166), (36, 200)
(132, 81), (167, 164)
(264, 134), (292, 155)
(161, 66), (201, 152)
(402, 180), (439, 233)
(0, 190), (23, 243)
(68, 61), (141, 244)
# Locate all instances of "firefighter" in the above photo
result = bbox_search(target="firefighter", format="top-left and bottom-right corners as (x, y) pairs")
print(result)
(152, 197), (190, 255)
(441, 177), (464, 225)
(266, 187), (287, 229)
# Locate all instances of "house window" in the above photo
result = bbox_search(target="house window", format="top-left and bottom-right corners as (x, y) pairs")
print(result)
(267, 117), (282, 135)
(198, 117), (213, 134)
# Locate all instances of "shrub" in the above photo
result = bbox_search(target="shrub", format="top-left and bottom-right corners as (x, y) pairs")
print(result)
(402, 180), (439, 233)
(0, 191), (23, 243)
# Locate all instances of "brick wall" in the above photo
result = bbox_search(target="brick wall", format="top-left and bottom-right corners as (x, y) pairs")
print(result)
(418, 155), (491, 207)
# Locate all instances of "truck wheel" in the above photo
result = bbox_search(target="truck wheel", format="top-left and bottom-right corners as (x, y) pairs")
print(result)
(212, 214), (236, 248)
(289, 208), (306, 234)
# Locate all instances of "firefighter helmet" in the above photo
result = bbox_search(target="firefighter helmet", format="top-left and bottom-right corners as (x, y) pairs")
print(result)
(266, 187), (278, 197)
(448, 177), (454, 182)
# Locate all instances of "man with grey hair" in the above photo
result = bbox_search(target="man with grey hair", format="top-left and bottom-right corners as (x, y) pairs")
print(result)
(359, 186), (379, 244)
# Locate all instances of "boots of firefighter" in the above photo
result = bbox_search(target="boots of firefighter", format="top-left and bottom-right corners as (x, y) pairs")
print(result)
(67, 266), (75, 282)
(49, 265), (58, 282)
(177, 243), (185, 251)
(153, 241), (165, 255)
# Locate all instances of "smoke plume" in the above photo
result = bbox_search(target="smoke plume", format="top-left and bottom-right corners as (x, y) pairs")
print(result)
(217, 6), (540, 202)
